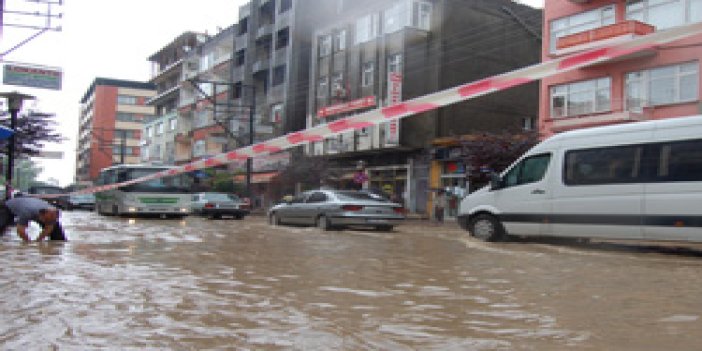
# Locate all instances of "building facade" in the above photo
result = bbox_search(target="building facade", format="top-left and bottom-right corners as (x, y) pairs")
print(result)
(146, 32), (209, 166)
(540, 0), (702, 136)
(307, 0), (542, 215)
(75, 78), (155, 185)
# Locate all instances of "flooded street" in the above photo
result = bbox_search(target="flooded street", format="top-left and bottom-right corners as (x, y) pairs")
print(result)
(2, 212), (702, 350)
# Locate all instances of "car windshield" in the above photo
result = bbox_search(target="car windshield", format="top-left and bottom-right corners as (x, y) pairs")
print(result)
(204, 193), (239, 202)
(335, 191), (391, 202)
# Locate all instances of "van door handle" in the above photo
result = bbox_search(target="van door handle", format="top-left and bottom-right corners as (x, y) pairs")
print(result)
(531, 189), (546, 195)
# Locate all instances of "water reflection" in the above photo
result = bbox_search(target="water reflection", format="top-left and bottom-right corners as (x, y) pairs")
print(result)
(1, 212), (701, 350)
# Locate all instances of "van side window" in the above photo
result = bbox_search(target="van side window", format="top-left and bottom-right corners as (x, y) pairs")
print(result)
(503, 153), (551, 188)
(564, 145), (642, 185)
(658, 139), (702, 182)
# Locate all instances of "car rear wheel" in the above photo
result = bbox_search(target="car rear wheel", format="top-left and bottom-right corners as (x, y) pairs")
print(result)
(317, 215), (332, 231)
(375, 225), (394, 232)
(469, 214), (506, 242)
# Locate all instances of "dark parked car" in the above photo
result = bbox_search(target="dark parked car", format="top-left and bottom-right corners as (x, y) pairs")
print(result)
(67, 194), (96, 211)
(27, 185), (71, 210)
(191, 192), (249, 219)
(268, 189), (405, 231)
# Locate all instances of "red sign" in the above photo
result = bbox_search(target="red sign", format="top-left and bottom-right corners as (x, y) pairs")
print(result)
(317, 96), (377, 118)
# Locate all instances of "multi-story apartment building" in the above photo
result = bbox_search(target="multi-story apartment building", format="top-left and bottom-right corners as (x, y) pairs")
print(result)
(541, 0), (702, 136)
(307, 0), (542, 215)
(177, 26), (236, 164)
(141, 114), (178, 164)
(145, 32), (209, 165)
(75, 78), (155, 185)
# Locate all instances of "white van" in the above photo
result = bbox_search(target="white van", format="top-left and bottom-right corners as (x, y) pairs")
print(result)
(458, 115), (702, 243)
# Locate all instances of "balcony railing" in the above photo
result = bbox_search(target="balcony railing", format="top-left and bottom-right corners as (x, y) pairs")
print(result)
(548, 99), (654, 132)
(557, 20), (655, 51)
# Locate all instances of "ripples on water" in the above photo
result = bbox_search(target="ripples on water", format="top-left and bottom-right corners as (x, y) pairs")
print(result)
(1, 212), (702, 350)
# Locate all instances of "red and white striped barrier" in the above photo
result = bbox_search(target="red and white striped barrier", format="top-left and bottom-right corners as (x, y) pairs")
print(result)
(43, 21), (702, 198)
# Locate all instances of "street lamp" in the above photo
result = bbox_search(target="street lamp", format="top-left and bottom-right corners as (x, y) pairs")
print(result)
(1, 91), (35, 199)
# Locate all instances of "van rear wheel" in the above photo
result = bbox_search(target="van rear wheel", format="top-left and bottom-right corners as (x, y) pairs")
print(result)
(469, 214), (506, 242)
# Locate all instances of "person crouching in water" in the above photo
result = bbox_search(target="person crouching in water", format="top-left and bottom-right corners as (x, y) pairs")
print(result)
(0, 196), (66, 242)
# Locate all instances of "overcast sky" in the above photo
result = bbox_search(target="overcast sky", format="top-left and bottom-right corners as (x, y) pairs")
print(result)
(1, 0), (544, 186)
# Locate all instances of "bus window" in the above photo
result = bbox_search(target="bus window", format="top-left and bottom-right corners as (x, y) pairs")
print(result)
(564, 145), (642, 185)
(658, 139), (702, 182)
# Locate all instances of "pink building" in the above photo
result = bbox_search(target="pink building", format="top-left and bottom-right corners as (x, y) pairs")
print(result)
(541, 0), (702, 136)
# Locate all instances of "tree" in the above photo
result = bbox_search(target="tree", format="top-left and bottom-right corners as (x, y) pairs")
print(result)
(460, 129), (540, 191)
(0, 110), (64, 156)
(266, 154), (344, 201)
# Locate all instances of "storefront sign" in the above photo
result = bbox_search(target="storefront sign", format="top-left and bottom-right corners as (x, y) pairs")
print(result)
(317, 96), (376, 118)
(385, 72), (402, 146)
(3, 64), (62, 90)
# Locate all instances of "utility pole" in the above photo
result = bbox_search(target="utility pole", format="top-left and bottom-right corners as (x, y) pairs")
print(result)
(119, 130), (126, 164)
(247, 89), (255, 203)
(1, 91), (35, 199)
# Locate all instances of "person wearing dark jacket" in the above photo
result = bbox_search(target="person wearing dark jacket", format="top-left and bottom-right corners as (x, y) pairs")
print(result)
(0, 197), (66, 242)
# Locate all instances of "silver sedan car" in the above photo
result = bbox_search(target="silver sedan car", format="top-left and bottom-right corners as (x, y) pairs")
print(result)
(268, 189), (405, 231)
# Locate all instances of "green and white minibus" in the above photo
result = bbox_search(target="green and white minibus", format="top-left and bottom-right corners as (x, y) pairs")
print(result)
(94, 164), (192, 217)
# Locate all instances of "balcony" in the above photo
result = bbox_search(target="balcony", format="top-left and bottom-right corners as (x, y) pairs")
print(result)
(555, 20), (655, 56)
(548, 105), (653, 133)
(257, 23), (273, 39)
(253, 56), (270, 72)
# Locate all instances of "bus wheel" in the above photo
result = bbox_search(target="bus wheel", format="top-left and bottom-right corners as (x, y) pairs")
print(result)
(469, 214), (506, 242)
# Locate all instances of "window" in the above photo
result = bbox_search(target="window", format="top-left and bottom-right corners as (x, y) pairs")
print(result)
(238, 17), (248, 35)
(156, 122), (164, 135)
(383, 2), (404, 34)
(193, 140), (206, 157)
(117, 95), (138, 105)
(233, 82), (243, 99)
(317, 76), (328, 98)
(626, 0), (702, 30)
(550, 5), (615, 52)
(195, 110), (209, 128)
(657, 139), (702, 181)
(503, 154), (552, 188)
(550, 77), (611, 118)
(235, 49), (246, 66)
(356, 14), (379, 44)
(146, 127), (154, 138)
(169, 118), (177, 131)
(332, 72), (344, 97)
(116, 113), (139, 122)
(333, 29), (346, 52)
(626, 61), (699, 110)
(388, 53), (402, 73)
(412, 1), (432, 30)
(271, 103), (283, 123)
(362, 61), (375, 87)
(276, 27), (290, 49)
(319, 35), (332, 57)
(273, 65), (286, 86)
(306, 192), (328, 203)
(280, 0), (292, 13)
(564, 145), (642, 185)
(522, 117), (536, 131)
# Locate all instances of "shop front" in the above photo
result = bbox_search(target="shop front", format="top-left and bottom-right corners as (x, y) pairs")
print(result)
(430, 145), (469, 220)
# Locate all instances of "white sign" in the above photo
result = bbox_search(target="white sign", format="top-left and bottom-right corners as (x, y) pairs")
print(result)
(385, 72), (402, 146)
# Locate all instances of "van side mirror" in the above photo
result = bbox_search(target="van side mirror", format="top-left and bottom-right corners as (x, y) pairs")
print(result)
(490, 173), (503, 190)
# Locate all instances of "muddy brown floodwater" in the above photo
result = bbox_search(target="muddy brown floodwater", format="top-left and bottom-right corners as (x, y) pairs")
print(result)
(1, 211), (702, 350)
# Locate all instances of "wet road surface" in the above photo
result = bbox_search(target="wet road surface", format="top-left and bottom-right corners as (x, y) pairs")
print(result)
(2, 211), (702, 350)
